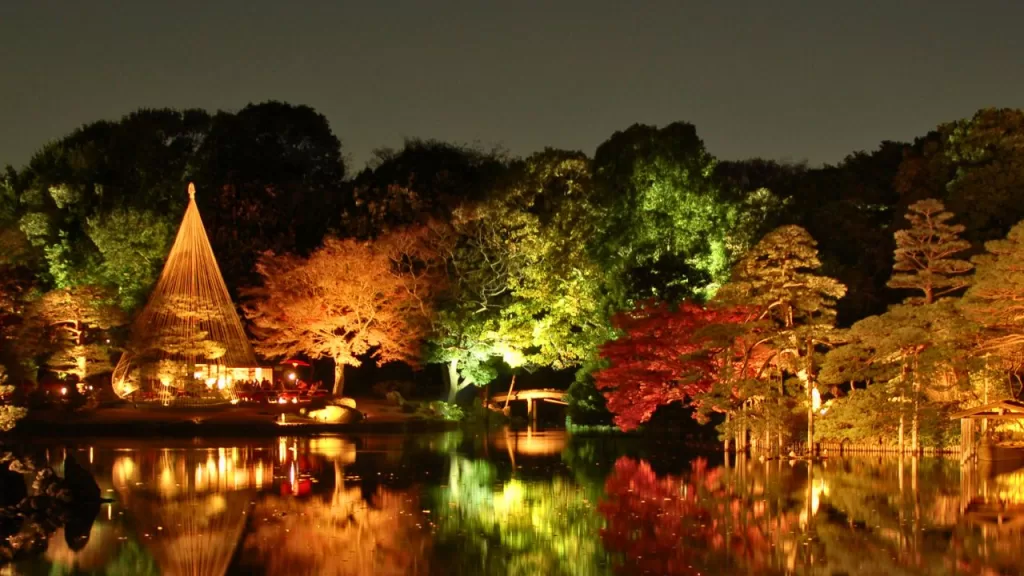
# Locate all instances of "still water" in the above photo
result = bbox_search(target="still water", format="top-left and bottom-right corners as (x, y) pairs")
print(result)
(5, 430), (1024, 575)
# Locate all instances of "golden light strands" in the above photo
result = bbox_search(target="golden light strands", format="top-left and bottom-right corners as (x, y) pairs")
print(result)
(113, 183), (257, 398)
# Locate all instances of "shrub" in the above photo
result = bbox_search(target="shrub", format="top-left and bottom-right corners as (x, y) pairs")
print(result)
(385, 390), (405, 406)
(462, 397), (507, 429)
(425, 401), (465, 422)
(566, 378), (613, 427)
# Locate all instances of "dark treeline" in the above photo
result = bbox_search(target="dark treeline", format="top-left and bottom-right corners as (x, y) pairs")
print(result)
(1, 102), (1022, 442)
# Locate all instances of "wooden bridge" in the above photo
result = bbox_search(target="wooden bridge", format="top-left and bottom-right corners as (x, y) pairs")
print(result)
(488, 388), (567, 422)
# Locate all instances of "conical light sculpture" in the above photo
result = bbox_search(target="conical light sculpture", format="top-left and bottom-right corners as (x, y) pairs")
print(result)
(112, 183), (258, 398)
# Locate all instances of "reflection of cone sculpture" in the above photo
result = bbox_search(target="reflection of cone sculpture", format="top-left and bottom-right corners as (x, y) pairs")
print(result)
(112, 183), (257, 398)
(126, 491), (251, 576)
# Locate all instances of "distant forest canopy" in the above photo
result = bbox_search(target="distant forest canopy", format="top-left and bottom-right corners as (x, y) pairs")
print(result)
(2, 102), (1024, 439)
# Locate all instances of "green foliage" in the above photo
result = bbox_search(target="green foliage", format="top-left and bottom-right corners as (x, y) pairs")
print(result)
(86, 208), (174, 310)
(592, 122), (738, 302)
(422, 149), (613, 402)
(425, 400), (466, 422)
(896, 108), (1024, 246)
(719, 145), (906, 323)
(566, 375), (613, 427)
(718, 225), (847, 331)
(347, 139), (506, 235)
(104, 540), (161, 576)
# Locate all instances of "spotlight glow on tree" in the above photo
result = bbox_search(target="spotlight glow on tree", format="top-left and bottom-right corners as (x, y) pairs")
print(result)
(112, 183), (258, 398)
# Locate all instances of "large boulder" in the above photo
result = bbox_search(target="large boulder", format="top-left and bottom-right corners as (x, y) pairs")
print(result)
(331, 397), (357, 409)
(62, 454), (100, 504)
(303, 405), (362, 424)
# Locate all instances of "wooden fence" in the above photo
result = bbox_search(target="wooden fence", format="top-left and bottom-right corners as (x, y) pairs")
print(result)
(811, 441), (958, 456)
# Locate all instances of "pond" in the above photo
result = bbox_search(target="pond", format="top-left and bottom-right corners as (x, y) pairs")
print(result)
(3, 430), (1024, 575)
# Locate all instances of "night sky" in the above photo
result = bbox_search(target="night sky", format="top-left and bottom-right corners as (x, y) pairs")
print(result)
(1, 1), (1022, 171)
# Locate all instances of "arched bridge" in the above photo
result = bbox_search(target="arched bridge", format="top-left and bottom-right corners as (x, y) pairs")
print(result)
(487, 388), (567, 422)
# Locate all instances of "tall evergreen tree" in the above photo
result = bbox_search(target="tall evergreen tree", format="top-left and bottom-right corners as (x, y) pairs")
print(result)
(965, 221), (1024, 355)
(716, 225), (846, 454)
(822, 199), (973, 451)
(888, 198), (973, 304)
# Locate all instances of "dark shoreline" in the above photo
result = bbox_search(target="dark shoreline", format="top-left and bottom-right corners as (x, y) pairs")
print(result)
(8, 413), (460, 438)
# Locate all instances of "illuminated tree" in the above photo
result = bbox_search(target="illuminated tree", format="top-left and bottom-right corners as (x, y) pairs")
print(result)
(427, 151), (613, 403)
(715, 225), (846, 453)
(499, 150), (612, 372)
(591, 122), (738, 302)
(821, 199), (974, 450)
(964, 221), (1024, 348)
(0, 366), (27, 431)
(819, 300), (970, 449)
(424, 201), (527, 401)
(718, 144), (906, 323)
(15, 109), (210, 301)
(18, 286), (125, 382)
(131, 295), (232, 387)
(245, 227), (444, 395)
(888, 198), (973, 304)
(594, 301), (749, 431)
(86, 207), (175, 310)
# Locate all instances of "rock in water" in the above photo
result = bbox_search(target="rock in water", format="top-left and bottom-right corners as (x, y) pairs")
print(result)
(62, 453), (100, 503)
(0, 462), (26, 507)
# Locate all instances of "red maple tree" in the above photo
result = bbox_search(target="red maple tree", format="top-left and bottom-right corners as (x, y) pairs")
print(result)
(594, 301), (751, 431)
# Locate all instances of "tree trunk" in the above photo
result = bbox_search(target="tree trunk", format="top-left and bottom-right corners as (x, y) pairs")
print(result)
(912, 355), (920, 454)
(899, 410), (905, 454)
(911, 399), (919, 454)
(804, 338), (815, 457)
(446, 359), (460, 404)
(807, 394), (814, 456)
(724, 413), (731, 453)
(778, 374), (785, 455)
(333, 361), (346, 396)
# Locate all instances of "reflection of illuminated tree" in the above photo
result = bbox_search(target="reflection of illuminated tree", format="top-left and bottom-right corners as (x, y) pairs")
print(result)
(601, 457), (782, 575)
(240, 462), (430, 575)
(597, 454), (1024, 575)
(432, 455), (610, 576)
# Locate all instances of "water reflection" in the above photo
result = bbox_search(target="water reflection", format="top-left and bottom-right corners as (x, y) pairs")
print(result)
(7, 432), (1024, 574)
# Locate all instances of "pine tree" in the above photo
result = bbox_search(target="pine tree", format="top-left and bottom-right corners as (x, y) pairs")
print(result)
(716, 225), (846, 455)
(966, 221), (1024, 357)
(888, 198), (973, 304)
(822, 199), (973, 452)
